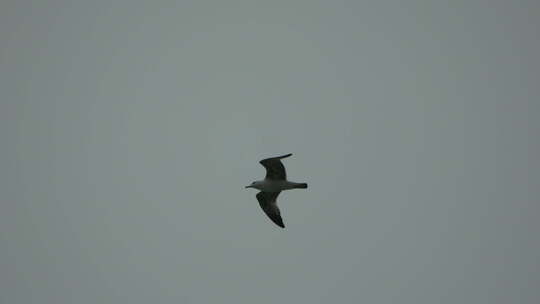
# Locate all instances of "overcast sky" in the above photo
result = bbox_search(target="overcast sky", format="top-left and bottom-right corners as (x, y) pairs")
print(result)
(1, 1), (539, 303)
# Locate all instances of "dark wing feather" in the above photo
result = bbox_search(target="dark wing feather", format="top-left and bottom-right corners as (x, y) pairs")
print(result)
(256, 191), (284, 228)
(259, 153), (292, 180)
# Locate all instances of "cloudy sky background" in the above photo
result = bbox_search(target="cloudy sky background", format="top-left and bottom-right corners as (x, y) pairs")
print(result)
(1, 1), (539, 303)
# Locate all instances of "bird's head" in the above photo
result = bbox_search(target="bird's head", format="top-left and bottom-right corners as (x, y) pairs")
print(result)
(245, 181), (259, 189)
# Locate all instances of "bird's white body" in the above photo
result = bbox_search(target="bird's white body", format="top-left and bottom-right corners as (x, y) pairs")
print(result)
(250, 180), (304, 192)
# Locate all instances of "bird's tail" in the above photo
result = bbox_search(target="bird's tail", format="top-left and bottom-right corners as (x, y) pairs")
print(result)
(295, 183), (308, 189)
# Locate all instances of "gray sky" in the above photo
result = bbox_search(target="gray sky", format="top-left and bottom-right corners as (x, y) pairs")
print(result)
(1, 1), (539, 303)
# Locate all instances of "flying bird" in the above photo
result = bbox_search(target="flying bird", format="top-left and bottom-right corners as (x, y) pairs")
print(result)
(245, 153), (307, 228)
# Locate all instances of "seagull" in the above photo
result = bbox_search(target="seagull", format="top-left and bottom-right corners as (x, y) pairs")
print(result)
(245, 153), (308, 228)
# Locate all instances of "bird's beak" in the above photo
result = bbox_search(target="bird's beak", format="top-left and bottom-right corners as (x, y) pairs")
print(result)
(245, 185), (252, 189)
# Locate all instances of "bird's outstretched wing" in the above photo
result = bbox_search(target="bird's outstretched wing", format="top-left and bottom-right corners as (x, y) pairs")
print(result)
(256, 191), (284, 228)
(259, 153), (292, 180)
